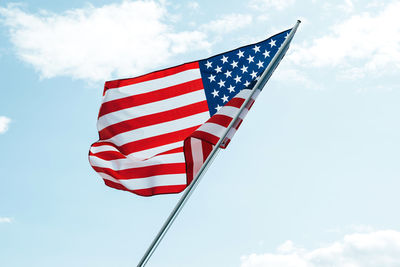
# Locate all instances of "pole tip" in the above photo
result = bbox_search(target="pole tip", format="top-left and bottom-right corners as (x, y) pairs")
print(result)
(297, 19), (302, 23)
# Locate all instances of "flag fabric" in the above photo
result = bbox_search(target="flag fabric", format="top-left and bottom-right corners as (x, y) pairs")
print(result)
(89, 28), (292, 196)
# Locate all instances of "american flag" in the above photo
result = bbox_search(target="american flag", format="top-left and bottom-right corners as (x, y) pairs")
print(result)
(89, 28), (291, 196)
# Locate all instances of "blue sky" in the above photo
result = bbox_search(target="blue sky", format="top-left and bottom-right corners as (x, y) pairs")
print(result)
(1, 0), (400, 266)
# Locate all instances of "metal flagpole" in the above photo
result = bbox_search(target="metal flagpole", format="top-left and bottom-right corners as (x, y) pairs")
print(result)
(137, 20), (301, 267)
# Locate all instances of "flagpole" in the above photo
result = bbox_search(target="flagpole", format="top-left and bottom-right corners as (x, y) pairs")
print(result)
(137, 20), (301, 267)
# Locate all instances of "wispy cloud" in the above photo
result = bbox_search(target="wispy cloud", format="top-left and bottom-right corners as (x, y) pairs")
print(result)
(241, 230), (400, 267)
(290, 1), (400, 79)
(0, 116), (11, 134)
(248, 0), (296, 10)
(187, 1), (199, 10)
(201, 13), (253, 34)
(322, 0), (355, 14)
(273, 67), (323, 90)
(0, 1), (211, 83)
(0, 217), (12, 223)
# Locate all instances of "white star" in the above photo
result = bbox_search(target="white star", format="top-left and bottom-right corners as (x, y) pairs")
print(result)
(215, 65), (222, 73)
(241, 65), (248, 73)
(211, 89), (219, 97)
(205, 61), (212, 68)
(256, 60), (264, 68)
(244, 80), (251, 87)
(263, 49), (270, 58)
(215, 105), (222, 112)
(237, 50), (244, 58)
(269, 39), (276, 47)
(285, 32), (289, 39)
(221, 55), (229, 64)
(253, 45), (260, 53)
(227, 85), (235, 93)
(234, 75), (242, 83)
(250, 70), (258, 79)
(246, 55), (254, 64)
(221, 95), (229, 103)
(224, 70), (232, 78)
(230, 60), (238, 68)
(218, 79), (226, 88)
(208, 74), (216, 82)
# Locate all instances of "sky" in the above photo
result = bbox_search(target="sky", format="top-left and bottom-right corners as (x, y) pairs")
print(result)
(1, 0), (400, 266)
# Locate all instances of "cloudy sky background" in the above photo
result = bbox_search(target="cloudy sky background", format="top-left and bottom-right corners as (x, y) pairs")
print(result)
(1, 0), (400, 266)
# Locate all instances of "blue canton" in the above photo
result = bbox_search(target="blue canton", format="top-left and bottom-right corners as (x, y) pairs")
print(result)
(199, 29), (291, 116)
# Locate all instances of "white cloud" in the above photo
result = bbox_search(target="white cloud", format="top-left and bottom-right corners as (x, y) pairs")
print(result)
(249, 0), (296, 10)
(241, 230), (400, 267)
(290, 1), (400, 79)
(340, 0), (354, 12)
(187, 1), (199, 10)
(256, 14), (269, 22)
(322, 0), (354, 13)
(0, 217), (12, 223)
(0, 116), (11, 134)
(273, 67), (322, 90)
(0, 1), (211, 82)
(201, 13), (253, 34)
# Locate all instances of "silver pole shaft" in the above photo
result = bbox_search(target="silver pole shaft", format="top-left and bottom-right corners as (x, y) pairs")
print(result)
(137, 20), (301, 267)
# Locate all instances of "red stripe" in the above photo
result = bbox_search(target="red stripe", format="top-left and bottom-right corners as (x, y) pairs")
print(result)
(190, 131), (220, 146)
(89, 151), (126, 161)
(103, 179), (187, 197)
(99, 78), (204, 118)
(92, 163), (185, 180)
(99, 100), (209, 140)
(91, 141), (116, 148)
(157, 146), (183, 155)
(225, 97), (245, 108)
(104, 62), (199, 93)
(220, 138), (231, 148)
(233, 118), (244, 130)
(119, 125), (200, 155)
(201, 140), (213, 162)
(206, 114), (233, 128)
(132, 185), (188, 196)
(90, 146), (184, 162)
(247, 98), (256, 109)
(183, 138), (214, 186)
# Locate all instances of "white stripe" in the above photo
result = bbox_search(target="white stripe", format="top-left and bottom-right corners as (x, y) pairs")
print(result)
(91, 141), (184, 160)
(100, 172), (187, 190)
(99, 172), (121, 184)
(106, 112), (209, 147)
(252, 89), (261, 99)
(191, 138), (203, 176)
(238, 108), (249, 120)
(196, 122), (227, 138)
(236, 89), (252, 99)
(128, 141), (183, 159)
(89, 152), (184, 171)
(90, 144), (119, 154)
(216, 105), (240, 118)
(224, 128), (237, 142)
(98, 89), (207, 131)
(103, 68), (202, 103)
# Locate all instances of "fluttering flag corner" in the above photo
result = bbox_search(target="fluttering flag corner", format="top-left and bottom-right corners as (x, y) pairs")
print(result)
(89, 25), (298, 197)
